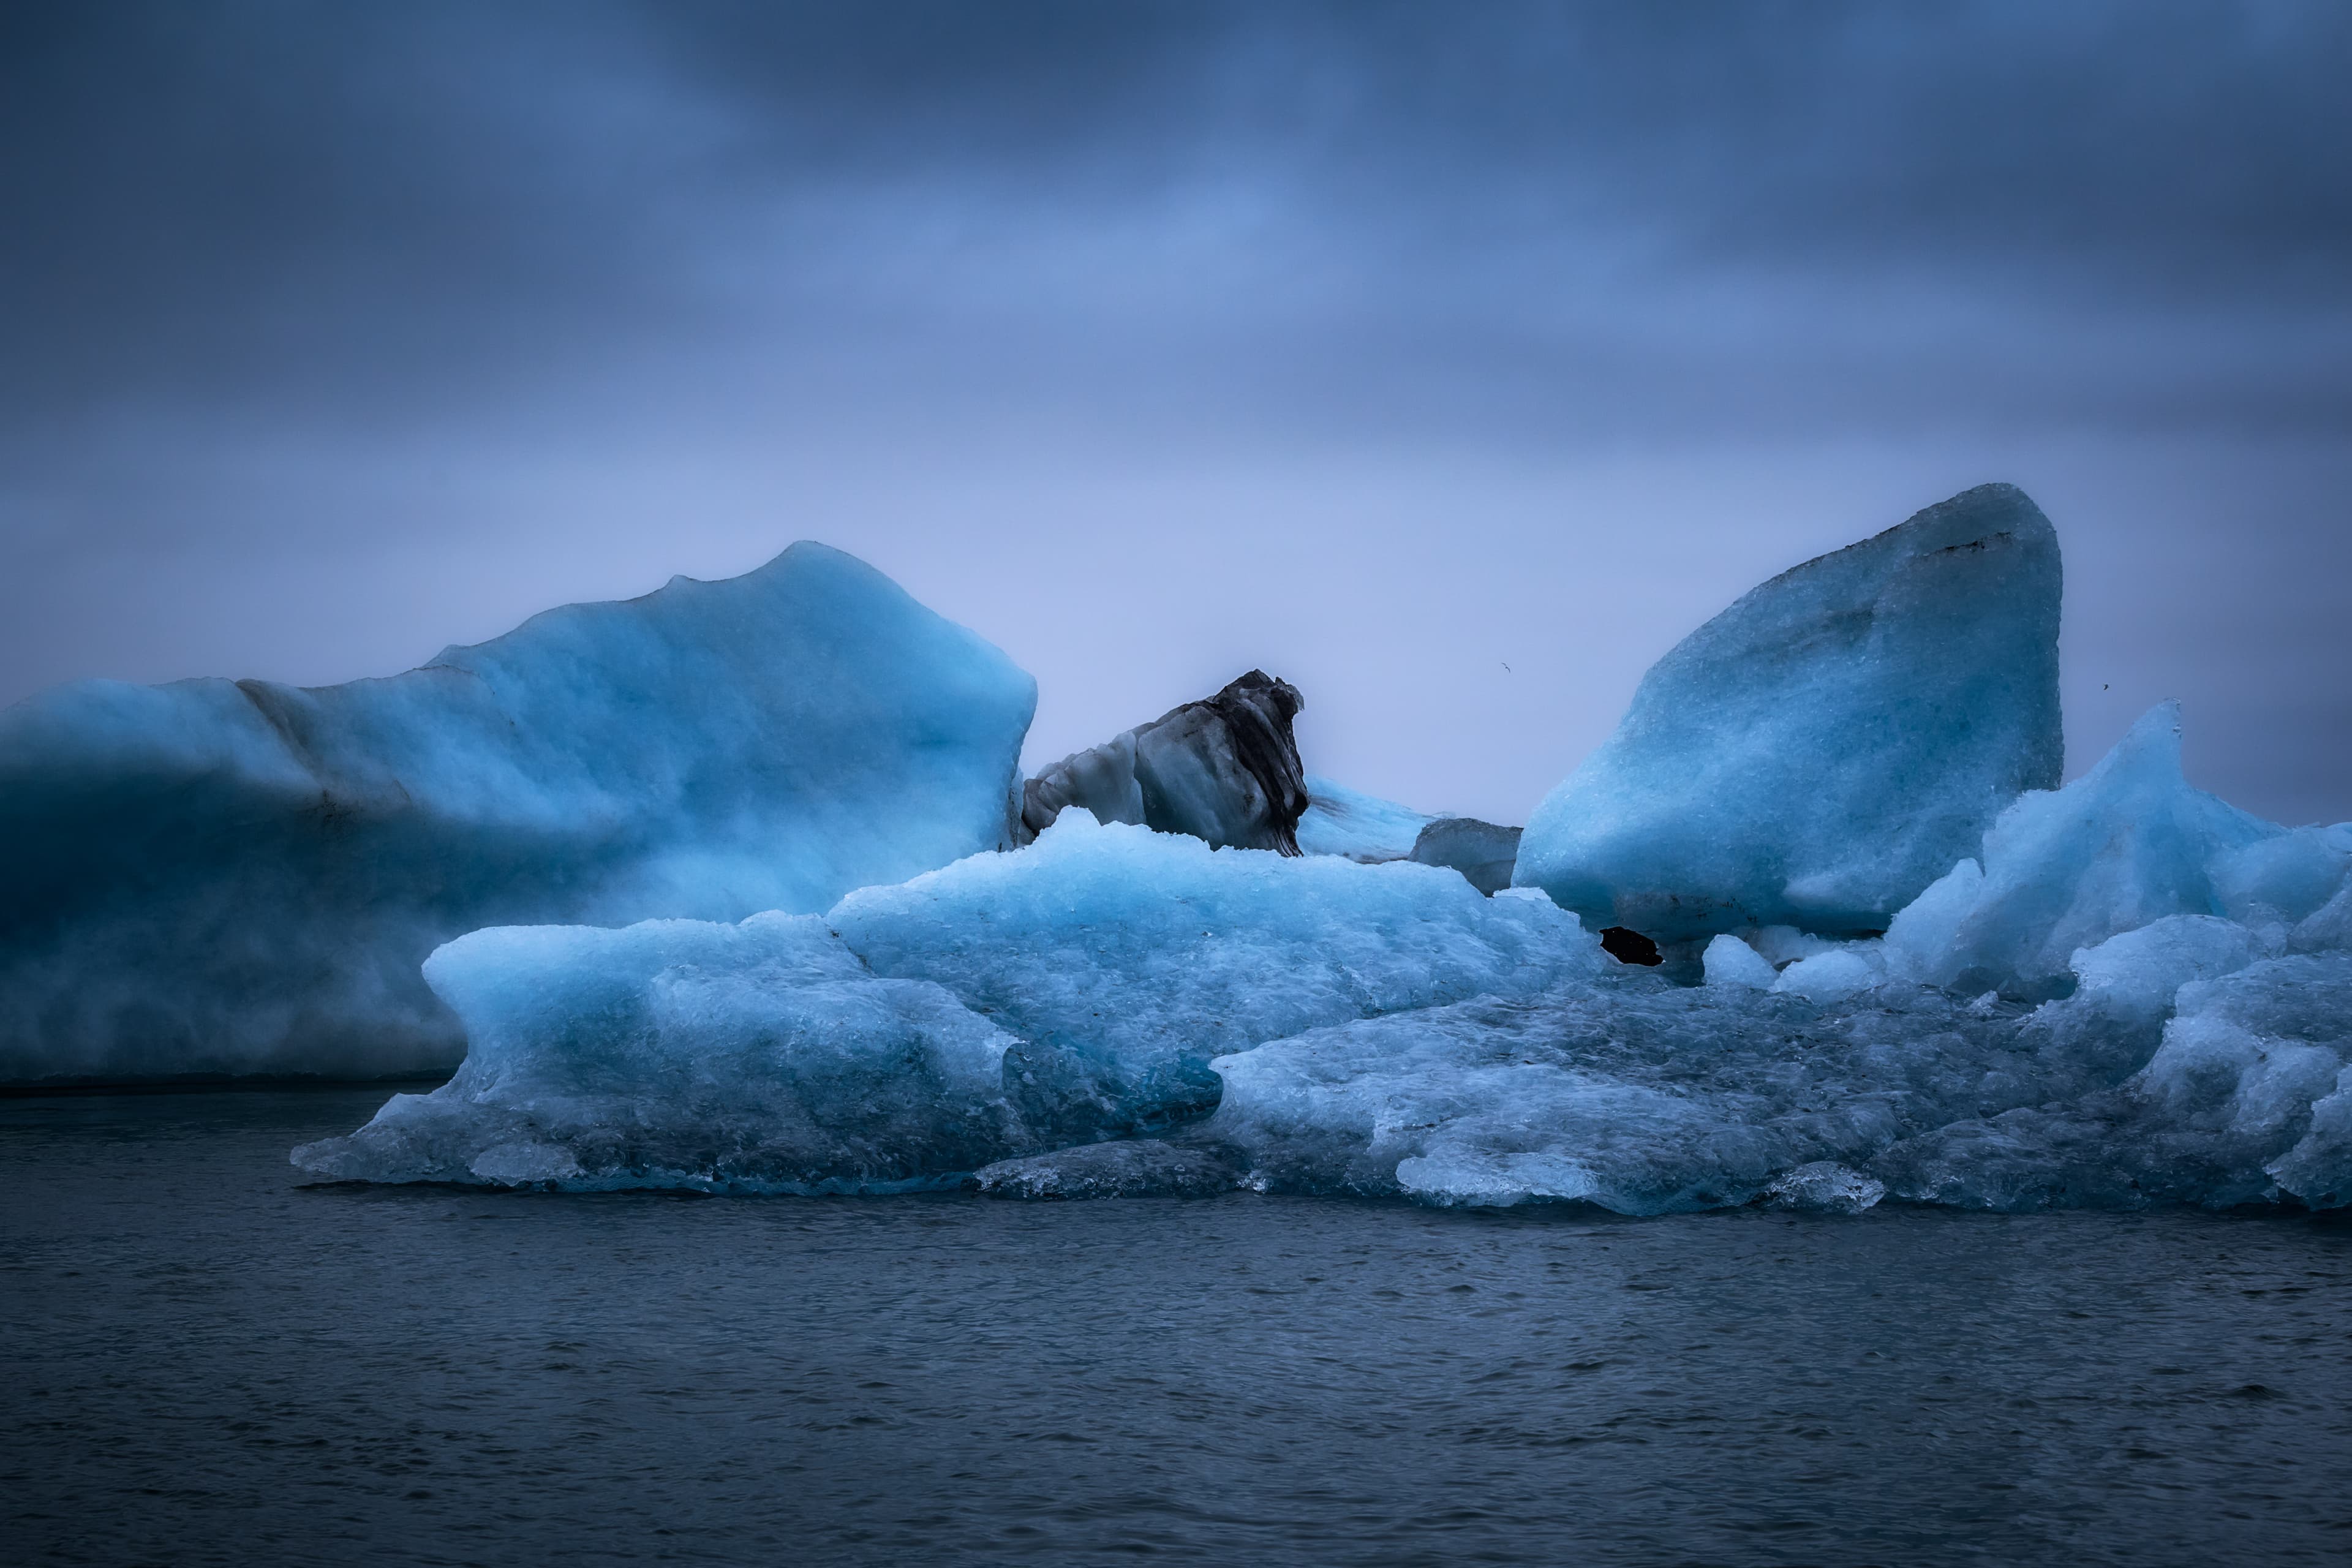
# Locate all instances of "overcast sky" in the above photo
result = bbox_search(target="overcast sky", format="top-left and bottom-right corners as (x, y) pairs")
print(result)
(4, 1), (2348, 824)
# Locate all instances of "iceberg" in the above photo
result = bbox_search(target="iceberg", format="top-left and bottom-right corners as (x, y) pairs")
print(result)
(1, 543), (1036, 1084)
(292, 810), (1606, 1190)
(1019, 671), (1309, 853)
(1514, 483), (2063, 944)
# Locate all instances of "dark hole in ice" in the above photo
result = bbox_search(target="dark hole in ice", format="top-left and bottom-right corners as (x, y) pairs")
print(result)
(1599, 927), (1662, 966)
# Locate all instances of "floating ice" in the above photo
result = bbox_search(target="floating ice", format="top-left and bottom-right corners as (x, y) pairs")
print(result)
(292, 914), (1032, 1192)
(2, 543), (1036, 1084)
(1889, 704), (2283, 999)
(1515, 483), (2063, 943)
(1408, 818), (1523, 897)
(293, 810), (1607, 1190)
(1294, 775), (1433, 862)
(1203, 938), (2352, 1214)
(1020, 671), (1308, 853)
(1701, 933), (1780, 988)
(829, 811), (1599, 1144)
(300, 818), (2352, 1210)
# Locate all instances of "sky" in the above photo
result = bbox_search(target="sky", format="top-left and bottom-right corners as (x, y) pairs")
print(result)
(3, 0), (2348, 825)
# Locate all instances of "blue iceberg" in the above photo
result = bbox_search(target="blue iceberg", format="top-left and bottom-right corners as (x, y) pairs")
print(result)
(1, 544), (1036, 1084)
(292, 810), (1604, 1190)
(115, 481), (2322, 1216)
(1514, 483), (2063, 944)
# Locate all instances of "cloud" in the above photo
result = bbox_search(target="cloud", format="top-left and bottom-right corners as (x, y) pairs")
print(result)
(1, 1), (2347, 821)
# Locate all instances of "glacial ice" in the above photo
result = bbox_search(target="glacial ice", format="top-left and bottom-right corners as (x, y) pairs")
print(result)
(1020, 671), (1309, 853)
(295, 671), (2352, 1213)
(303, 776), (2352, 1213)
(1514, 483), (2063, 943)
(1891, 703), (2284, 999)
(1408, 818), (1523, 897)
(1, 543), (1036, 1083)
(1202, 934), (2352, 1213)
(76, 479), (2307, 1216)
(292, 810), (1607, 1190)
(1294, 776), (1434, 862)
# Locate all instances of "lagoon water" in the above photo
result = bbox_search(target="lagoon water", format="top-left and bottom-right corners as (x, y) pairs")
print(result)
(6, 1088), (2351, 1566)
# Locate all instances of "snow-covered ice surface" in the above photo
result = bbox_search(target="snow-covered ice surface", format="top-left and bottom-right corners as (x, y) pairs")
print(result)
(1515, 483), (2063, 943)
(1, 543), (1036, 1084)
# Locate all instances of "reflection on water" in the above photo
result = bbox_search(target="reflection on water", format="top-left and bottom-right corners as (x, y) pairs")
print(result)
(4, 1088), (2350, 1566)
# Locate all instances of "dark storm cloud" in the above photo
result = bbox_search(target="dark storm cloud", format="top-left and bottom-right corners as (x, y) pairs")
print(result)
(2, 2), (2349, 822)
(6, 1), (2348, 436)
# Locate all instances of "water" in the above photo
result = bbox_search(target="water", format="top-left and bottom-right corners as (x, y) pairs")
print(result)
(6, 1090), (2351, 1566)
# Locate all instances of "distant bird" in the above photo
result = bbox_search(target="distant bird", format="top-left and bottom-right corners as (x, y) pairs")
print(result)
(1501, 662), (1512, 673)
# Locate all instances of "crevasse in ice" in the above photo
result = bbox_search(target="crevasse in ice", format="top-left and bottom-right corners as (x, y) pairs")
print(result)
(1, 543), (1036, 1084)
(1513, 483), (2063, 943)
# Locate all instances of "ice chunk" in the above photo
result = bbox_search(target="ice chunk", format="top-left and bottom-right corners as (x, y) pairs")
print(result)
(2130, 955), (2352, 1207)
(0, 543), (1037, 1085)
(2292, 881), (2352, 954)
(294, 809), (1607, 1189)
(1203, 938), (2352, 1215)
(1206, 976), (2027, 1213)
(1899, 704), (2282, 998)
(1771, 944), (1885, 1001)
(2211, 824), (2352, 925)
(831, 810), (1604, 1145)
(289, 913), (1041, 1192)
(1514, 483), (2062, 943)
(1743, 925), (1841, 968)
(1020, 671), (1307, 853)
(2068, 915), (2264, 1023)
(1763, 1163), (1887, 1214)
(970, 1140), (1240, 1199)
(1702, 933), (1779, 988)
(1294, 775), (1434, 862)
(1408, 818), (1523, 896)
(1880, 858), (1985, 979)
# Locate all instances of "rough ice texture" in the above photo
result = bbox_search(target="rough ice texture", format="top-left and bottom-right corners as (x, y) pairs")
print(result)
(1020, 671), (1308, 854)
(1204, 937), (2352, 1215)
(1294, 776), (1433, 862)
(299, 778), (2352, 1212)
(1514, 483), (2063, 943)
(1891, 704), (2283, 1000)
(1, 543), (1036, 1084)
(293, 811), (1606, 1191)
